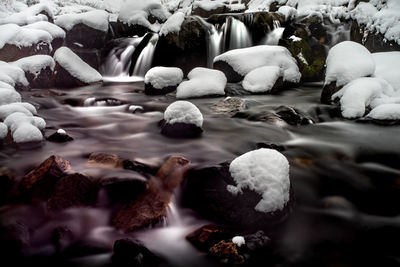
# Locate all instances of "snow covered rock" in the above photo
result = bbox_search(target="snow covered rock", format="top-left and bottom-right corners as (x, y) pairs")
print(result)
(366, 104), (400, 121)
(242, 66), (283, 93)
(0, 3), (54, 26)
(11, 55), (55, 88)
(3, 112), (45, 143)
(214, 45), (301, 83)
(0, 24), (53, 62)
(53, 47), (102, 87)
(321, 41), (375, 104)
(372, 52), (400, 91)
(0, 102), (37, 120)
(232, 236), (245, 247)
(192, 0), (227, 17)
(161, 100), (203, 138)
(159, 11), (185, 36)
(144, 67), (183, 95)
(47, 128), (74, 143)
(0, 90), (21, 105)
(176, 68), (227, 99)
(24, 21), (65, 51)
(0, 122), (8, 140)
(55, 10), (109, 49)
(0, 61), (28, 89)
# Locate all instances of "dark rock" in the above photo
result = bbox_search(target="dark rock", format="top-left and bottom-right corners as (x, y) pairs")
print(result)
(182, 163), (292, 231)
(109, 21), (150, 39)
(47, 173), (100, 211)
(0, 221), (30, 259)
(122, 159), (160, 176)
(53, 62), (88, 87)
(274, 105), (314, 126)
(51, 37), (64, 53)
(321, 82), (340, 104)
(63, 23), (108, 49)
(153, 16), (208, 75)
(213, 60), (243, 83)
(160, 120), (203, 139)
(71, 48), (102, 70)
(0, 42), (51, 62)
(25, 66), (54, 89)
(51, 226), (74, 253)
(211, 97), (246, 116)
(112, 238), (161, 267)
(192, 4), (227, 18)
(209, 240), (245, 265)
(0, 167), (16, 205)
(113, 156), (190, 232)
(186, 224), (234, 251)
(250, 12), (285, 44)
(47, 130), (74, 143)
(224, 83), (251, 96)
(61, 240), (111, 258)
(243, 231), (271, 252)
(87, 152), (123, 169)
(19, 155), (71, 201)
(256, 142), (285, 151)
(233, 109), (282, 124)
(144, 83), (177, 96)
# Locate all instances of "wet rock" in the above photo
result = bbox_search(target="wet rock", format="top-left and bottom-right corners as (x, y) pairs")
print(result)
(209, 240), (245, 265)
(0, 221), (30, 259)
(256, 142), (285, 151)
(224, 83), (251, 96)
(186, 224), (234, 251)
(250, 12), (285, 43)
(47, 173), (99, 211)
(87, 152), (123, 169)
(0, 167), (16, 205)
(0, 42), (51, 62)
(192, 4), (227, 18)
(160, 121), (203, 138)
(153, 16), (208, 75)
(122, 158), (161, 176)
(61, 240), (111, 258)
(211, 97), (246, 116)
(233, 109), (283, 124)
(182, 163), (292, 231)
(70, 48), (102, 70)
(112, 238), (161, 267)
(23, 66), (54, 89)
(113, 156), (190, 232)
(274, 105), (314, 126)
(321, 82), (340, 104)
(19, 155), (71, 201)
(84, 97), (124, 107)
(51, 226), (74, 253)
(62, 24), (108, 49)
(145, 84), (177, 96)
(213, 60), (243, 83)
(47, 129), (74, 143)
(243, 231), (271, 252)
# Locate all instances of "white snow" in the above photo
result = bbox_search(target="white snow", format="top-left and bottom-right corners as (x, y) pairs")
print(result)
(0, 102), (37, 120)
(3, 111), (45, 143)
(242, 66), (283, 93)
(12, 122), (43, 143)
(0, 24), (20, 49)
(372, 52), (400, 91)
(227, 148), (290, 213)
(12, 55), (55, 77)
(0, 90), (21, 105)
(144, 67), (183, 89)
(0, 24), (53, 50)
(0, 122), (7, 139)
(176, 67), (227, 99)
(0, 61), (29, 87)
(164, 101), (203, 127)
(24, 21), (66, 39)
(54, 47), (102, 84)
(332, 77), (395, 119)
(55, 10), (109, 32)
(214, 45), (301, 83)
(278, 6), (298, 20)
(192, 0), (224, 11)
(232, 236), (245, 247)
(159, 11), (185, 36)
(367, 104), (400, 121)
(0, 3), (53, 26)
(0, 81), (14, 90)
(324, 41), (375, 87)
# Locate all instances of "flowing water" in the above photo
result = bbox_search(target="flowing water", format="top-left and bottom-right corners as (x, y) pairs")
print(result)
(1, 81), (400, 265)
(262, 20), (285, 45)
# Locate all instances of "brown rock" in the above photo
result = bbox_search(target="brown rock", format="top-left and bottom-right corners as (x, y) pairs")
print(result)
(0, 42), (51, 62)
(19, 155), (71, 201)
(213, 60), (243, 83)
(112, 156), (190, 232)
(47, 173), (100, 211)
(25, 66), (53, 89)
(87, 152), (123, 169)
(209, 240), (245, 265)
(186, 224), (233, 251)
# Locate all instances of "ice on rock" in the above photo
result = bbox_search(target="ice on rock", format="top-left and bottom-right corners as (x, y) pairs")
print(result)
(325, 41), (375, 87)
(176, 67), (227, 99)
(55, 10), (110, 32)
(228, 148), (290, 213)
(242, 66), (283, 93)
(54, 47), (102, 84)
(144, 67), (183, 89)
(159, 11), (185, 36)
(164, 101), (203, 127)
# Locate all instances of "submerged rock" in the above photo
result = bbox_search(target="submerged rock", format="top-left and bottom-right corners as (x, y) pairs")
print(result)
(209, 240), (245, 265)
(112, 238), (161, 267)
(186, 224), (234, 251)
(211, 97), (246, 116)
(87, 152), (123, 169)
(47, 129), (74, 143)
(274, 105), (314, 126)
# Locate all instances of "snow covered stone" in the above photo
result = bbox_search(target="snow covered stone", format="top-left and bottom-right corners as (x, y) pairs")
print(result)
(367, 104), (400, 121)
(228, 148), (290, 213)
(161, 100), (203, 138)
(47, 128), (73, 143)
(12, 122), (43, 143)
(0, 3), (54, 26)
(242, 66), (283, 93)
(322, 41), (375, 104)
(11, 55), (55, 88)
(0, 103), (37, 120)
(232, 236), (245, 248)
(372, 52), (400, 91)
(192, 0), (226, 17)
(160, 12), (185, 36)
(54, 47), (102, 87)
(214, 45), (301, 83)
(278, 6), (297, 21)
(0, 61), (29, 88)
(24, 21), (66, 51)
(0, 90), (21, 105)
(176, 68), (227, 99)
(3, 112), (45, 143)
(144, 67), (183, 95)
(0, 122), (8, 140)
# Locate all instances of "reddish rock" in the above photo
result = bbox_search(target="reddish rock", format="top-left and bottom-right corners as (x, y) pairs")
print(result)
(112, 156), (190, 232)
(19, 155), (71, 201)
(186, 224), (233, 251)
(209, 240), (245, 265)
(87, 152), (123, 169)
(0, 42), (52, 62)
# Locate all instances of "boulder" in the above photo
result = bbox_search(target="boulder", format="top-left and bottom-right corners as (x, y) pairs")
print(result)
(274, 105), (314, 126)
(47, 129), (74, 143)
(87, 152), (123, 169)
(211, 97), (246, 116)
(112, 238), (161, 267)
(19, 155), (71, 201)
(213, 60), (243, 83)
(0, 221), (30, 259)
(186, 224), (234, 251)
(321, 82), (339, 104)
(0, 42), (51, 62)
(209, 240), (245, 265)
(192, 3), (227, 18)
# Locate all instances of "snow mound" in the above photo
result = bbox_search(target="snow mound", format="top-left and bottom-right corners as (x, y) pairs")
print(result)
(193, 0), (224, 11)
(372, 52), (400, 91)
(0, 102), (37, 120)
(54, 47), (102, 84)
(12, 55), (55, 77)
(0, 90), (21, 105)
(0, 122), (7, 139)
(12, 122), (43, 143)
(278, 6), (298, 20)
(3, 112), (45, 143)
(0, 24), (53, 50)
(160, 11), (185, 36)
(0, 81), (14, 90)
(0, 61), (28, 87)
(367, 104), (400, 121)
(55, 10), (110, 32)
(227, 148), (290, 213)
(164, 101), (203, 127)
(177, 67), (227, 99)
(214, 45), (301, 83)
(0, 3), (53, 26)
(242, 66), (283, 93)
(332, 77), (394, 119)
(24, 21), (66, 39)
(145, 67), (183, 89)
(325, 41), (375, 87)
(232, 236), (245, 247)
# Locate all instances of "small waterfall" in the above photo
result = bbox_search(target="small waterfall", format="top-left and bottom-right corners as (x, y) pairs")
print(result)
(132, 34), (159, 77)
(325, 23), (350, 48)
(262, 19), (285, 45)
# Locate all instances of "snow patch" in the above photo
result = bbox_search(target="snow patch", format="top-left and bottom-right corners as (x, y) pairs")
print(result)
(145, 67), (183, 89)
(164, 100), (203, 127)
(160, 11), (185, 36)
(367, 104), (400, 121)
(12, 55), (55, 77)
(24, 21), (66, 39)
(0, 90), (21, 105)
(55, 10), (110, 32)
(232, 236), (245, 247)
(242, 66), (283, 93)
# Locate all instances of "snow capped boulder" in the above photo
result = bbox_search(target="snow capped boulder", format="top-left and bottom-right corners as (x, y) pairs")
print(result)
(0, 3), (54, 26)
(11, 55), (55, 88)
(214, 45), (301, 83)
(366, 104), (400, 122)
(321, 41), (375, 104)
(159, 12), (185, 36)
(24, 21), (66, 51)
(47, 129), (74, 143)
(3, 112), (45, 143)
(161, 101), (203, 138)
(0, 61), (29, 89)
(183, 148), (293, 230)
(192, 0), (227, 18)
(0, 24), (53, 62)
(372, 52), (400, 91)
(0, 90), (21, 105)
(242, 66), (283, 93)
(144, 67), (183, 95)
(176, 68), (227, 99)
(0, 102), (37, 120)
(0, 122), (8, 140)
(53, 47), (102, 87)
(55, 10), (109, 49)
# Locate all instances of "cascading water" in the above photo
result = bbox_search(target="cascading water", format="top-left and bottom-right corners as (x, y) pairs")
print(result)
(131, 34), (159, 77)
(262, 19), (285, 45)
